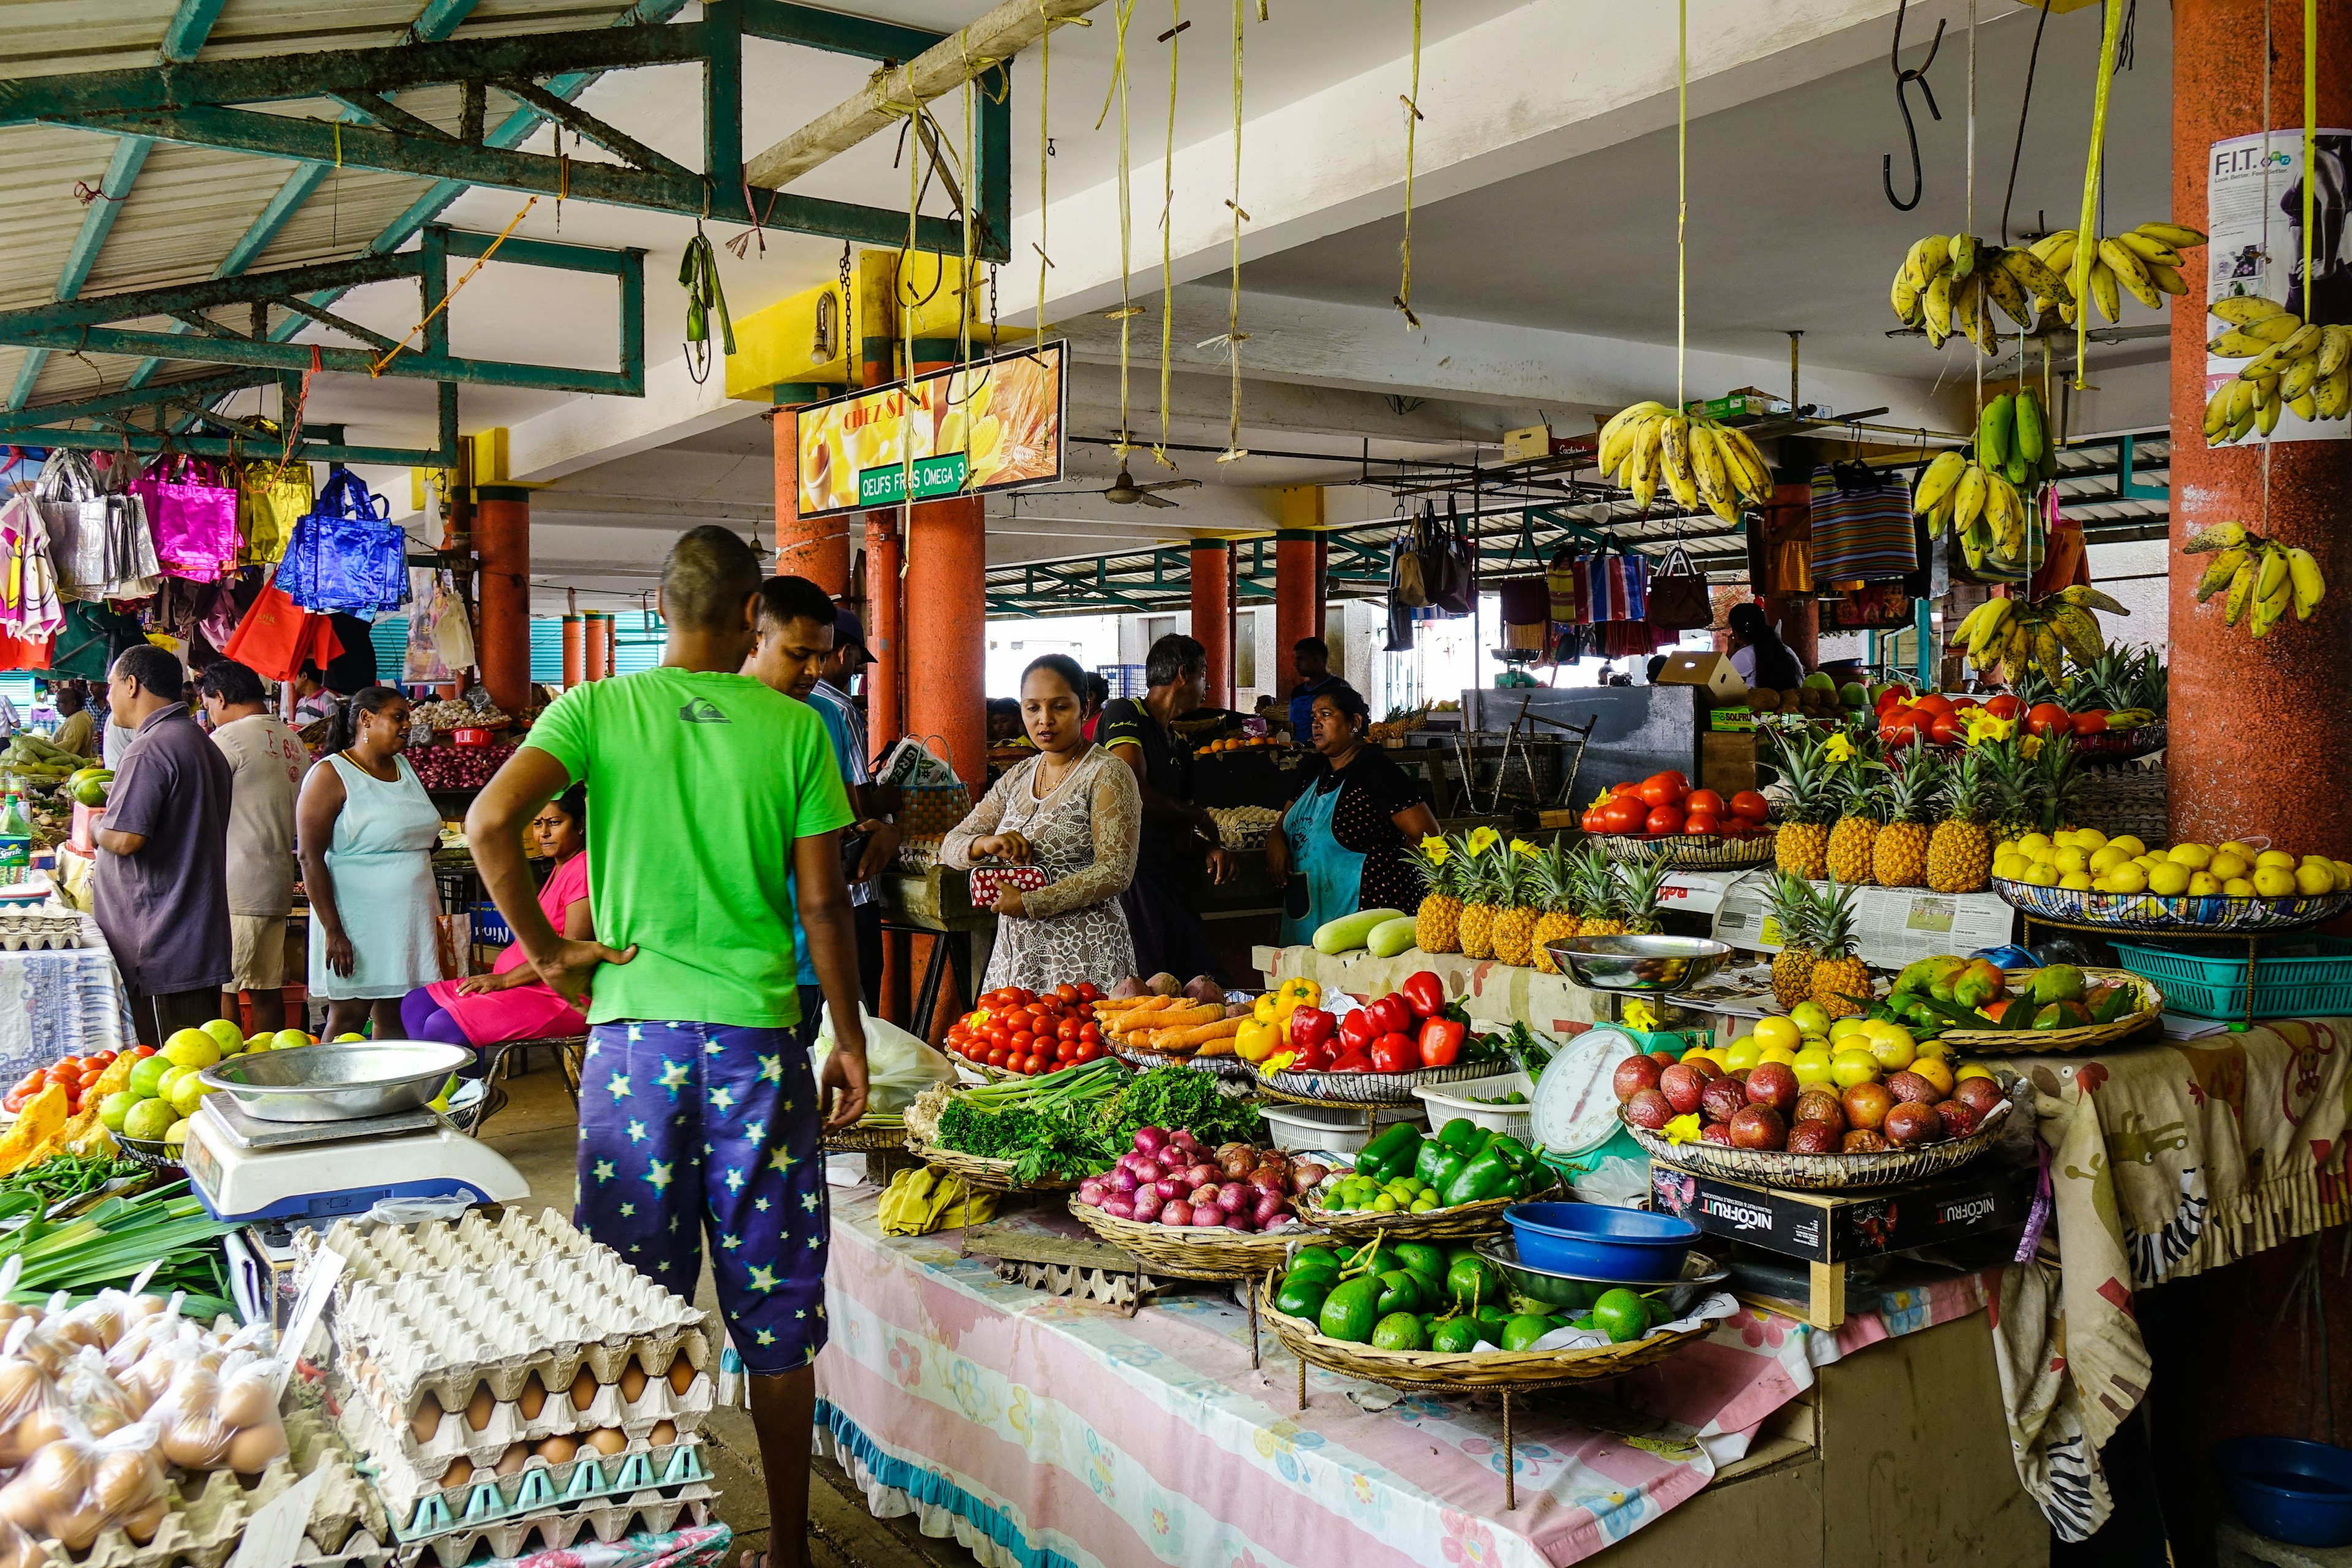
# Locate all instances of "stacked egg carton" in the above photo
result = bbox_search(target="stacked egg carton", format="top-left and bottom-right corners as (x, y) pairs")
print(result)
(293, 1209), (717, 1557)
(29, 1409), (390, 1568)
(0, 911), (87, 950)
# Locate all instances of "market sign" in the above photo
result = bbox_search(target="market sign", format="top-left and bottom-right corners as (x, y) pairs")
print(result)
(796, 341), (1066, 518)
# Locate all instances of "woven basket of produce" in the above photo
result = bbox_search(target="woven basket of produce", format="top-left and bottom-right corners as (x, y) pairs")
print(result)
(1110, 1041), (1257, 1084)
(1297, 1179), (1560, 1242)
(1991, 877), (2352, 934)
(113, 1135), (184, 1174)
(1929, 968), (2163, 1052)
(1597, 831), (1777, 870)
(1262, 1059), (1498, 1106)
(1066, 1200), (1310, 1280)
(1626, 1101), (2009, 1191)
(902, 1138), (1066, 1192)
(823, 1118), (907, 1154)
(1259, 1289), (1707, 1389)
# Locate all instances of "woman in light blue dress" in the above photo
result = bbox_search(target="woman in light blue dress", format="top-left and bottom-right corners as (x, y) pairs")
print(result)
(297, 686), (445, 1039)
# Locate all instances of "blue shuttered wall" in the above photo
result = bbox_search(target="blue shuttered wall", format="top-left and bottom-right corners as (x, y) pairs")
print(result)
(369, 612), (669, 687)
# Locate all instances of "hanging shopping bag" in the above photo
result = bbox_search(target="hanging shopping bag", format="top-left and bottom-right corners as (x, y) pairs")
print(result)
(221, 574), (315, 682)
(1428, 499), (1477, 616)
(282, 467), (408, 614)
(31, 451), (97, 601)
(0, 487), (64, 643)
(1644, 542), (1713, 630)
(236, 460), (311, 567)
(431, 580), (475, 669)
(404, 570), (455, 683)
(1392, 507), (1430, 608)
(137, 455), (240, 582)
(1807, 463), (1918, 582)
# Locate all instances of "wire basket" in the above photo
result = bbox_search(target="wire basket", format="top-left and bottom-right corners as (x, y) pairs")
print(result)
(1930, 968), (2164, 1052)
(1624, 1101), (2010, 1191)
(1597, 830), (1777, 870)
(1110, 1042), (1261, 1087)
(1066, 1200), (1311, 1280)
(2112, 938), (2352, 1022)
(1260, 1287), (1709, 1389)
(1263, 1058), (1503, 1107)
(1991, 876), (2352, 934)
(1296, 1177), (1561, 1242)
(2070, 721), (2167, 761)
(114, 1135), (184, 1175)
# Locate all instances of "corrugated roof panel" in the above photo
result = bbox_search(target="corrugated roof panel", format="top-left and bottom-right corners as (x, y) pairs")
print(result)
(1, 0), (653, 77)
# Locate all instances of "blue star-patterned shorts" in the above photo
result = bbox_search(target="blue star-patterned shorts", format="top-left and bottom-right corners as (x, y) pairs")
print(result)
(575, 1019), (829, 1375)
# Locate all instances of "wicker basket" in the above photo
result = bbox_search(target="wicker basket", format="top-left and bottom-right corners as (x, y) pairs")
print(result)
(1264, 1058), (1501, 1107)
(1597, 830), (1777, 871)
(1929, 968), (2163, 1052)
(1259, 1289), (1708, 1388)
(824, 1120), (910, 1154)
(1296, 1177), (1561, 1242)
(1110, 1042), (1259, 1085)
(1066, 1200), (1311, 1280)
(1991, 877), (2352, 935)
(902, 1083), (1078, 1192)
(1625, 1100), (2010, 1191)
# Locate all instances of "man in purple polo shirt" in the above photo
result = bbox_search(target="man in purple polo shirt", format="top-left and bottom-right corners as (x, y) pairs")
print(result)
(92, 644), (235, 1044)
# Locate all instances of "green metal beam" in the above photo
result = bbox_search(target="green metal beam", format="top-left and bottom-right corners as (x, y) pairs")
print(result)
(6, 377), (459, 467)
(0, 369), (278, 431)
(736, 0), (940, 58)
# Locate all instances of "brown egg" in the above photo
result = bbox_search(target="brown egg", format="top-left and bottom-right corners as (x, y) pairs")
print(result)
(225, 1423), (289, 1476)
(91, 1450), (159, 1516)
(440, 1458), (473, 1489)
(464, 1385), (495, 1432)
(492, 1442), (527, 1477)
(216, 1376), (276, 1431)
(568, 1368), (598, 1409)
(647, 1421), (676, 1447)
(410, 1392), (443, 1443)
(618, 1364), (647, 1403)
(583, 1428), (625, 1457)
(534, 1435), (578, 1464)
(121, 1499), (167, 1545)
(666, 1358), (695, 1396)
(516, 1373), (546, 1422)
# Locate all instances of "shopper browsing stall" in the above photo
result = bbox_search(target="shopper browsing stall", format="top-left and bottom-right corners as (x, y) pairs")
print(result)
(1727, 602), (1807, 688)
(1101, 633), (1236, 981)
(1286, 636), (1341, 741)
(91, 644), (233, 1044)
(943, 653), (1140, 992)
(466, 525), (867, 1568)
(297, 687), (443, 1039)
(49, 685), (94, 758)
(1267, 684), (1438, 943)
(200, 658), (307, 1035)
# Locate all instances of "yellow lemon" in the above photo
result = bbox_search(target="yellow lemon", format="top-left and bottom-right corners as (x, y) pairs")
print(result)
(1790, 1001), (1831, 1035)
(2257, 849), (2297, 871)
(1828, 1017), (1871, 1043)
(1863, 1025), (1917, 1071)
(2073, 827), (2108, 850)
(1909, 1057), (1956, 1096)
(2223, 877), (2258, 897)
(2297, 863), (2336, 896)
(1994, 839), (2019, 861)
(2302, 854), (2335, 873)
(2334, 860), (2352, 891)
(2054, 846), (2090, 875)
(2059, 871), (2095, 891)
(1752, 1015), (1801, 1054)
(2187, 872), (2222, 895)
(2167, 843), (2214, 870)
(1830, 1049), (1882, 1088)
(1722, 1036), (1763, 1072)
(1912, 1037), (1953, 1061)
(2254, 865), (2299, 897)
(1994, 853), (2033, 880)
(2109, 835), (2146, 856)
(2209, 852), (2249, 881)
(1757, 1043), (1799, 1067)
(2218, 840), (2255, 859)
(2023, 862), (2061, 888)
(2089, 846), (2130, 875)
(2106, 862), (2149, 894)
(2017, 833), (2054, 859)
(1681, 1046), (1716, 1064)
(1792, 1047), (1838, 1088)
(2146, 862), (2192, 896)
(1955, 1062), (1997, 1083)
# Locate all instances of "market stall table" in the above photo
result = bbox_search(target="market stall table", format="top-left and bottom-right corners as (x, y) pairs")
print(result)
(0, 908), (133, 1080)
(816, 1188), (2043, 1568)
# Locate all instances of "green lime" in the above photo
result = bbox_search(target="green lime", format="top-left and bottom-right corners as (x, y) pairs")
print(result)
(127, 1055), (171, 1099)
(123, 1097), (176, 1142)
(201, 1018), (244, 1056)
(1498, 1314), (1555, 1351)
(1591, 1288), (1654, 1345)
(97, 1090), (137, 1133)
(1369, 1311), (1425, 1352)
(1428, 1316), (1481, 1354)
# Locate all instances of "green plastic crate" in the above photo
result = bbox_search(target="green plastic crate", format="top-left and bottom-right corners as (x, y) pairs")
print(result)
(2111, 938), (2352, 1020)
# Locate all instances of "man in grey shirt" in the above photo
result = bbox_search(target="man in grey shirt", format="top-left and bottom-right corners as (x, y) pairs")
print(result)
(200, 659), (308, 1035)
(94, 646), (234, 1045)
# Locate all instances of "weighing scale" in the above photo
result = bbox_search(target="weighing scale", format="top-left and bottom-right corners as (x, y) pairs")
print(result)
(184, 1093), (528, 1224)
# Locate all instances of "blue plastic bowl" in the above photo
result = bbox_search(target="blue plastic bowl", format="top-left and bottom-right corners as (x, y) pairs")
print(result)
(1502, 1202), (1698, 1284)
(2215, 1437), (2352, 1547)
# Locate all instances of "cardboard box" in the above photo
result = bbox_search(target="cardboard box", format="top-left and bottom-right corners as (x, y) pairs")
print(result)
(1708, 707), (1755, 733)
(1649, 1163), (2035, 1265)
(1653, 650), (1747, 703)
(1502, 424), (1553, 462)
(1697, 731), (1756, 798)
(1683, 393), (1792, 423)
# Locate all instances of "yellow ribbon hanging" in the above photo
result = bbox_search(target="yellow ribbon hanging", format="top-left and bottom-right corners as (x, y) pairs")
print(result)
(1393, 0), (1421, 328)
(1154, 1), (1182, 466)
(1214, 0), (1247, 462)
(2069, 0), (2124, 387)
(1096, 1), (1141, 458)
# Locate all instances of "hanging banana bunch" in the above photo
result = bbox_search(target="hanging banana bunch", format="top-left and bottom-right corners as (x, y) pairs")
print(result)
(2182, 521), (2329, 638)
(1952, 587), (2126, 683)
(1910, 386), (2055, 574)
(1888, 233), (2073, 351)
(2202, 295), (2352, 444)
(1594, 402), (1773, 523)
(2028, 221), (2205, 324)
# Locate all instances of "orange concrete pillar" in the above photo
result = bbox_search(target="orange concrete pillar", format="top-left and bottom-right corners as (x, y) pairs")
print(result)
(583, 611), (610, 682)
(560, 616), (584, 688)
(1275, 488), (1324, 710)
(905, 494), (987, 788)
(473, 488), (530, 717)
(2170, 0), (2352, 851)
(771, 386), (851, 594)
(1190, 540), (1233, 709)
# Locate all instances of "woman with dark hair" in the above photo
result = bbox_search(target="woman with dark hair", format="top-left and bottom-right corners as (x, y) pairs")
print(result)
(1727, 603), (1806, 692)
(1267, 682), (1441, 942)
(942, 652), (1142, 990)
(401, 785), (592, 1062)
(297, 685), (444, 1039)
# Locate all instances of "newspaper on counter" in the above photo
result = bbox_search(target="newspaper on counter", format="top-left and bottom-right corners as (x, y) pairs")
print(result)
(1713, 876), (2016, 970)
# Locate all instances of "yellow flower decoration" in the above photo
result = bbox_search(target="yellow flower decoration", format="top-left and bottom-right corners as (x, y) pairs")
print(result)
(1466, 825), (1501, 856)
(1621, 999), (1660, 1031)
(1959, 709), (2016, 747)
(1662, 1112), (1703, 1145)
(1823, 732), (1859, 764)
(1418, 835), (1450, 865)
(1509, 838), (1539, 856)
(2018, 733), (2045, 758)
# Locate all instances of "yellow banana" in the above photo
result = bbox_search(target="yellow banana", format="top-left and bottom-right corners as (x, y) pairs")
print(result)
(1891, 270), (1923, 326)
(2212, 294), (2289, 324)
(1999, 246), (2071, 301)
(2282, 354), (2323, 401)
(1953, 464), (1987, 535)
(2248, 312), (2307, 344)
(1597, 399), (1664, 460)
(2195, 546), (2250, 601)
(1905, 235), (1953, 292)
(2182, 521), (2248, 553)
(2052, 606), (2106, 665)
(2318, 365), (2352, 420)
(2225, 377), (2256, 427)
(2204, 381), (2237, 439)
(2056, 585), (2129, 614)
(2290, 390), (2320, 420)
(2288, 548), (2328, 620)
(2147, 262), (2188, 296)
(2032, 624), (2067, 679)
(2257, 383), (2284, 436)
(1924, 271), (1954, 338)
(2030, 230), (2078, 273)
(1659, 416), (1698, 510)
(1967, 598), (2015, 662)
(2318, 325), (2352, 379)
(2115, 231), (2184, 268)
(1718, 426), (1773, 500)
(2087, 259), (2121, 323)
(1950, 233), (1979, 280)
(1687, 423), (1730, 507)
(2135, 221), (2209, 249)
(2100, 238), (2163, 309)
(1980, 262), (2036, 329)
(2225, 556), (2259, 625)
(1913, 449), (1967, 514)
(2256, 544), (2290, 602)
(2209, 329), (2278, 358)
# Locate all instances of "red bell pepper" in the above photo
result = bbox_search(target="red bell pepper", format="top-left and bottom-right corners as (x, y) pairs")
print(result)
(1326, 1047), (1374, 1073)
(1400, 970), (1446, 1020)
(1291, 1005), (1337, 1055)
(1416, 1017), (1466, 1068)
(1338, 1006), (1379, 1051)
(1368, 1033), (1417, 1072)
(1365, 993), (1413, 1037)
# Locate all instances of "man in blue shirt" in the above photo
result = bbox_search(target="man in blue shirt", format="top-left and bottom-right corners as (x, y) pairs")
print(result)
(808, 608), (891, 1014)
(1287, 637), (1340, 741)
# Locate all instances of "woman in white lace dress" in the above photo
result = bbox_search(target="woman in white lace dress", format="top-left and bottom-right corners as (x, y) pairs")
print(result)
(943, 655), (1141, 992)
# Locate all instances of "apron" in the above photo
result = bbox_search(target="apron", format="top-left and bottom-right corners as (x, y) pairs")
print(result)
(1279, 775), (1367, 946)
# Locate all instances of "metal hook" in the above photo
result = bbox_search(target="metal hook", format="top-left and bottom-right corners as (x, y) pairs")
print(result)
(1882, 0), (1945, 213)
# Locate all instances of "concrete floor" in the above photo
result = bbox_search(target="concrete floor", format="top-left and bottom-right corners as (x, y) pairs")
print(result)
(478, 1060), (976, 1568)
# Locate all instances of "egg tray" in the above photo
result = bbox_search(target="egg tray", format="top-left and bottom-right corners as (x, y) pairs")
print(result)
(27, 1409), (386, 1568)
(333, 1357), (713, 1478)
(398, 1494), (715, 1568)
(377, 1438), (712, 1544)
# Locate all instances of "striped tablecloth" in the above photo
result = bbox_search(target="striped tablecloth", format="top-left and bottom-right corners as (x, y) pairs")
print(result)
(814, 1192), (1991, 1568)
(0, 913), (133, 1080)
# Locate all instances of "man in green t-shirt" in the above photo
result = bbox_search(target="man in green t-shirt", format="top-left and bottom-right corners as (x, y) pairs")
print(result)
(467, 526), (867, 1568)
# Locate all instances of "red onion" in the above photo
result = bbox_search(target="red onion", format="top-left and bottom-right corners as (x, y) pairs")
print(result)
(1132, 1191), (1162, 1221)
(1133, 1126), (1169, 1156)
(1168, 1129), (1199, 1153)
(1107, 1168), (1139, 1196)
(1223, 1216), (1255, 1232)
(1101, 1197), (1136, 1219)
(1129, 1159), (1163, 1186)
(1190, 1183), (1221, 1207)
(1185, 1163), (1219, 1189)
(1216, 1181), (1249, 1213)
(1264, 1213), (1298, 1232)
(1191, 1204), (1225, 1227)
(1253, 1193), (1288, 1226)
(1162, 1200), (1194, 1226)
(1248, 1172), (1286, 1200)
(1152, 1178), (1183, 1202)
(1292, 1163), (1328, 1191)
(1077, 1179), (1107, 1207)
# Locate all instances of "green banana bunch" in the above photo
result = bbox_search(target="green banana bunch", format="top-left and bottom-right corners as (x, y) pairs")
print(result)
(2203, 293), (2352, 443)
(2184, 521), (2329, 635)
(2029, 221), (2204, 325)
(1596, 400), (1773, 522)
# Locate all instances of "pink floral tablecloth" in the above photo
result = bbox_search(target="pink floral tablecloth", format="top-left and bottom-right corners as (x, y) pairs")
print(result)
(815, 1192), (1992, 1568)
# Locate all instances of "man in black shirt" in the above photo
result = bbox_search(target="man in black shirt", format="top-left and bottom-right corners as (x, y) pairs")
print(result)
(1099, 635), (1234, 982)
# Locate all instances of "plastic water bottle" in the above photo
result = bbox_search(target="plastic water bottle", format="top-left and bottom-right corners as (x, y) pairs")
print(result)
(0, 792), (30, 886)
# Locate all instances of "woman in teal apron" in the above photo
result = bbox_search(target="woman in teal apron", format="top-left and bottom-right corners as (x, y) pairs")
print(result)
(1270, 684), (1441, 944)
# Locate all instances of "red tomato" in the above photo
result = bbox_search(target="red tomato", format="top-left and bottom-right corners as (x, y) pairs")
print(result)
(91, 1052), (115, 1065)
(1729, 790), (1771, 823)
(1076, 981), (1101, 1002)
(1055, 982), (1079, 1004)
(1880, 710), (1919, 745)
(2071, 710), (2109, 736)
(18, 1070), (46, 1090)
(1645, 805), (1686, 836)
(1010, 1031), (1035, 1056)
(1074, 1041), (1102, 1063)
(1684, 789), (1725, 817)
(1912, 693), (1954, 719)
(1949, 696), (1980, 710)
(1022, 1053), (1047, 1076)
(1983, 693), (2022, 720)
(1637, 773), (1689, 809)
(1683, 812), (1722, 835)
(986, 1046), (1009, 1067)
(2026, 703), (2071, 738)
(1599, 795), (1649, 835)
(1873, 684), (1913, 714)
(1929, 714), (1966, 746)
(1057, 1018), (1080, 1041)
(1080, 1022), (1101, 1044)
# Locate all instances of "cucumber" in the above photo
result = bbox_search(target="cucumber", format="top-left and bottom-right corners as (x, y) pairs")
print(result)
(1365, 916), (1419, 959)
(1313, 908), (1408, 956)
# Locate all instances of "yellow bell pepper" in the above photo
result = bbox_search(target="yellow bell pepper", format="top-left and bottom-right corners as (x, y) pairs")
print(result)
(1235, 1017), (1280, 1063)
(1253, 995), (1279, 1025)
(1261, 1049), (1298, 1077)
(1278, 976), (1321, 1007)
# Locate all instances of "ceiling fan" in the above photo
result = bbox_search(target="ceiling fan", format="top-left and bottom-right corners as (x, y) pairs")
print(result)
(1033, 461), (1203, 509)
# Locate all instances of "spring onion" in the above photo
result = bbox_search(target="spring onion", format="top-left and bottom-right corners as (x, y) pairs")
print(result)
(0, 1180), (235, 1320)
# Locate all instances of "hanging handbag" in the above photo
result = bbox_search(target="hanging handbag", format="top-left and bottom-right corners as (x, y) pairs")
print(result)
(282, 467), (409, 614)
(1392, 507), (1430, 608)
(1428, 499), (1477, 616)
(221, 573), (317, 682)
(31, 451), (96, 601)
(137, 454), (240, 582)
(1643, 541), (1713, 630)
(81, 454), (161, 601)
(235, 459), (312, 567)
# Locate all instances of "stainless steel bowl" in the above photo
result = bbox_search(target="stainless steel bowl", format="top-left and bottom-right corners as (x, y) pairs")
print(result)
(196, 1041), (476, 1123)
(1474, 1236), (1729, 1319)
(1545, 934), (1732, 993)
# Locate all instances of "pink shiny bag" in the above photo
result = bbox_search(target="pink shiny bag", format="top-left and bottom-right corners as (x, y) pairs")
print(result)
(134, 456), (239, 582)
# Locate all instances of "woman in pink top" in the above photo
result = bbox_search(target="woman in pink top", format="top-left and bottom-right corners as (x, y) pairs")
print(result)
(400, 786), (591, 1065)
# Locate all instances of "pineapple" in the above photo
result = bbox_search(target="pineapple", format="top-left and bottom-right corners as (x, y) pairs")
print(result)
(1765, 869), (1819, 1011)
(2030, 731), (2084, 837)
(1491, 842), (1544, 968)
(1575, 847), (1627, 937)
(1409, 834), (1465, 954)
(1806, 881), (1874, 1019)
(1981, 735), (2041, 844)
(1618, 857), (1672, 935)
(1872, 744), (1943, 888)
(1528, 843), (1581, 975)
(1825, 765), (1885, 886)
(1767, 728), (1839, 880)
(1927, 750), (1995, 893)
(1456, 841), (1502, 960)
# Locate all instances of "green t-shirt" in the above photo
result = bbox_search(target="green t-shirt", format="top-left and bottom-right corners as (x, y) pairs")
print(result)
(522, 668), (854, 1028)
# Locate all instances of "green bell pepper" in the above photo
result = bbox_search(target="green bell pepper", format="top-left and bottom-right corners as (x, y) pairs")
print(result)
(1485, 1134), (1532, 1172)
(1355, 1123), (1422, 1183)
(1414, 1137), (1451, 1185)
(1421, 1145), (1468, 1197)
(1437, 1118), (1493, 1156)
(1319, 1277), (1382, 1342)
(1440, 1147), (1515, 1207)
